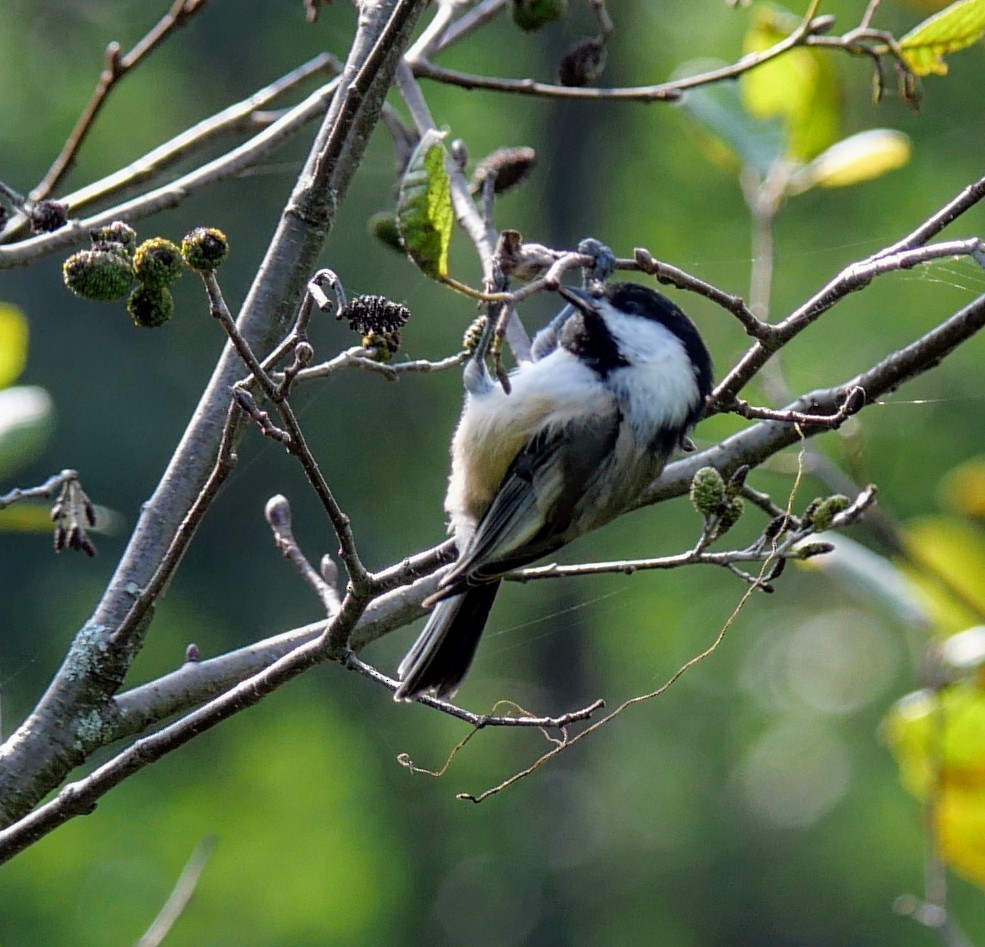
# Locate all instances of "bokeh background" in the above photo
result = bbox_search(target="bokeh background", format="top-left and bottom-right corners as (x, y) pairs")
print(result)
(2, 0), (985, 943)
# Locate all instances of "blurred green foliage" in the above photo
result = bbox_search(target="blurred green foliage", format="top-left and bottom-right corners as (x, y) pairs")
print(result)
(2, 0), (985, 944)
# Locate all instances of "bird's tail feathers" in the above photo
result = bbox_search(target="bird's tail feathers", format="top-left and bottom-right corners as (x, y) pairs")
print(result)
(394, 582), (500, 701)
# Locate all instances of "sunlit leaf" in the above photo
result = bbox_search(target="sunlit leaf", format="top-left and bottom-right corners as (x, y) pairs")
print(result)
(0, 385), (54, 478)
(940, 455), (985, 517)
(884, 684), (985, 889)
(884, 684), (985, 797)
(396, 129), (453, 280)
(900, 0), (985, 76)
(676, 62), (787, 176)
(0, 303), (29, 390)
(740, 5), (841, 162)
(903, 516), (985, 634)
(787, 129), (912, 194)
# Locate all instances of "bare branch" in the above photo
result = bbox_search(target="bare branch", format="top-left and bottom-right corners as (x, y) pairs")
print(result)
(0, 0), (429, 830)
(2, 54), (342, 244)
(713, 234), (985, 405)
(410, 1), (831, 104)
(31, 0), (212, 203)
(0, 73), (345, 269)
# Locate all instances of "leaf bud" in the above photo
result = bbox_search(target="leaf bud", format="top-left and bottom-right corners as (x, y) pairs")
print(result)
(511, 0), (567, 32)
(127, 284), (175, 328)
(714, 497), (745, 538)
(690, 466), (726, 517)
(181, 227), (229, 271)
(811, 494), (851, 532)
(90, 221), (138, 256)
(63, 249), (134, 301)
(133, 237), (184, 288)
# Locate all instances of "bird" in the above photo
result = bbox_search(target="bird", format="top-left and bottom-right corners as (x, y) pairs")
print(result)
(394, 281), (713, 701)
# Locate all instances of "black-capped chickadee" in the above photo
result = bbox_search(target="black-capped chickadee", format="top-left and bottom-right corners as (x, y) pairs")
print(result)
(395, 281), (713, 701)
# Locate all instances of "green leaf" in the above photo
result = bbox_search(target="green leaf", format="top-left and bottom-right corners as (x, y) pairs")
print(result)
(0, 385), (55, 478)
(396, 129), (454, 280)
(676, 62), (787, 177)
(0, 303), (29, 390)
(740, 5), (841, 162)
(900, 0), (985, 76)
(787, 129), (912, 194)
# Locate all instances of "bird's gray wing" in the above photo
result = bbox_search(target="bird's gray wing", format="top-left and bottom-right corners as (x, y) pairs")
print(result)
(443, 408), (621, 590)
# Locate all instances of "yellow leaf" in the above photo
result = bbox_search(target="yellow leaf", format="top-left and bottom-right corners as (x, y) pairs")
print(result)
(884, 685), (985, 796)
(940, 455), (985, 518)
(900, 0), (985, 76)
(740, 5), (841, 162)
(788, 129), (911, 193)
(936, 786), (985, 888)
(884, 684), (985, 889)
(0, 303), (29, 390)
(902, 516), (985, 633)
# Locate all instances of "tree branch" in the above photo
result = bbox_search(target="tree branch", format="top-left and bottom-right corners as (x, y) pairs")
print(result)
(0, 0), (429, 829)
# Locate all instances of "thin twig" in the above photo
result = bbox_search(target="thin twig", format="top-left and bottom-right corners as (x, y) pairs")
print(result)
(721, 386), (866, 428)
(32, 0), (212, 203)
(343, 651), (605, 726)
(265, 494), (342, 614)
(207, 269), (374, 598)
(2, 54), (341, 244)
(0, 74), (343, 269)
(713, 236), (985, 405)
(411, 2), (828, 104)
(136, 836), (216, 947)
(0, 469), (80, 509)
(630, 248), (768, 338)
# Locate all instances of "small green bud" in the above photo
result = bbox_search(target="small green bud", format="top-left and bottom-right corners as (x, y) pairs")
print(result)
(181, 227), (229, 271)
(462, 316), (489, 354)
(690, 466), (726, 517)
(133, 237), (184, 288)
(714, 497), (745, 539)
(801, 498), (822, 528)
(361, 329), (400, 360)
(128, 284), (175, 328)
(90, 221), (138, 255)
(797, 541), (836, 560)
(368, 212), (405, 253)
(811, 494), (851, 532)
(63, 249), (134, 301)
(511, 0), (567, 32)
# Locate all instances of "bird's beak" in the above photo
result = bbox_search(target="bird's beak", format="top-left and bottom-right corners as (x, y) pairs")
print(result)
(556, 285), (602, 315)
